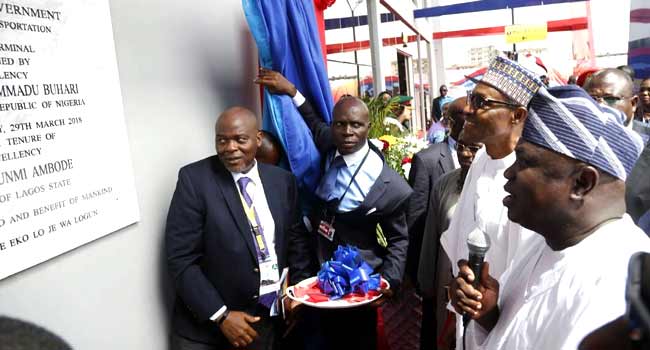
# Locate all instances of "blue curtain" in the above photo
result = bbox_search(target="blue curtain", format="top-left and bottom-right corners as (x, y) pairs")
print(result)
(243, 0), (334, 192)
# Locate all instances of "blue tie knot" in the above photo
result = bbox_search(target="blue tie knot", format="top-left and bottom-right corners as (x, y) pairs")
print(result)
(331, 155), (346, 169)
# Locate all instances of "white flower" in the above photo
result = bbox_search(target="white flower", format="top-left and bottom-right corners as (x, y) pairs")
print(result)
(402, 163), (411, 179)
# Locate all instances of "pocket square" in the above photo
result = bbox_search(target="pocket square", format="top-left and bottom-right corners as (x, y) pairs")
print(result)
(365, 207), (377, 215)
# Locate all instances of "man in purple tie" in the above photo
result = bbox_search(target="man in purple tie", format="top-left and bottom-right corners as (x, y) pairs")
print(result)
(165, 107), (305, 350)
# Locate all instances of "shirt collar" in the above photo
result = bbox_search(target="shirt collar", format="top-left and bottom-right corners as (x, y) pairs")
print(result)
(230, 160), (261, 186)
(485, 149), (516, 169)
(335, 141), (370, 167)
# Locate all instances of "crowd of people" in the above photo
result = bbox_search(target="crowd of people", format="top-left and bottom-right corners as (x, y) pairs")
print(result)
(164, 56), (650, 350)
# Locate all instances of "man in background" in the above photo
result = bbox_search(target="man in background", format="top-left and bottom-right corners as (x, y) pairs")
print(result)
(418, 130), (483, 350)
(406, 97), (467, 292)
(632, 78), (650, 143)
(431, 85), (449, 122)
(256, 131), (283, 166)
(627, 142), (650, 234)
(583, 68), (638, 128)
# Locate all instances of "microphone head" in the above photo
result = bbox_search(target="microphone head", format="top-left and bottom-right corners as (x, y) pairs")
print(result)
(467, 228), (490, 255)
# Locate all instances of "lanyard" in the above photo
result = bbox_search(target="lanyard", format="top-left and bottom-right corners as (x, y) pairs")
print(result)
(333, 147), (371, 205)
(237, 190), (268, 255)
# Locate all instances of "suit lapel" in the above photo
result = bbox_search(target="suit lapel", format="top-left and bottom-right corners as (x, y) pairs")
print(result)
(212, 159), (257, 263)
(358, 168), (388, 212)
(439, 142), (454, 173)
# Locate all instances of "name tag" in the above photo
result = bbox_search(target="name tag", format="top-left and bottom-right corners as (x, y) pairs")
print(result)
(259, 260), (280, 295)
(318, 220), (335, 241)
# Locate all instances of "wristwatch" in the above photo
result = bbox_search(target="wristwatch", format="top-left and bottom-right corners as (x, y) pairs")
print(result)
(217, 310), (230, 326)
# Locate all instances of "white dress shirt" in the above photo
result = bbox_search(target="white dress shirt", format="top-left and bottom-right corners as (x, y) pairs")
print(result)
(319, 142), (383, 212)
(447, 137), (460, 170)
(211, 161), (276, 322)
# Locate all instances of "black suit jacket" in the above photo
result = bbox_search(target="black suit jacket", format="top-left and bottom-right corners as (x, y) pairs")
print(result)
(405, 140), (454, 282)
(165, 156), (302, 346)
(293, 101), (412, 288)
(627, 142), (650, 223)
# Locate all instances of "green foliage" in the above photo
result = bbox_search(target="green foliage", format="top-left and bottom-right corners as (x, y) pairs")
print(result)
(363, 96), (400, 139)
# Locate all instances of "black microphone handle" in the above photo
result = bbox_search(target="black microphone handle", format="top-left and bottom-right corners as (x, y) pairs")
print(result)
(462, 253), (485, 327)
(468, 253), (485, 289)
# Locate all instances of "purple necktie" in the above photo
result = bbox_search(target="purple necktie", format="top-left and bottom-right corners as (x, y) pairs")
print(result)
(236, 176), (276, 309)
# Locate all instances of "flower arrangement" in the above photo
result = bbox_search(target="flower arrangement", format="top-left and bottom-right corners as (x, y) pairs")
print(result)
(363, 95), (427, 247)
(363, 95), (426, 179)
(376, 134), (427, 179)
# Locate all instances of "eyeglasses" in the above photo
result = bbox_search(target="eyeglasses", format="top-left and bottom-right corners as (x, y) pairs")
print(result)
(467, 91), (520, 110)
(455, 142), (482, 153)
(589, 94), (630, 106)
(639, 87), (650, 94)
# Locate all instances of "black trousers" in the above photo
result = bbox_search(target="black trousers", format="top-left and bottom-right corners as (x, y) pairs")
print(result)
(171, 305), (278, 350)
(420, 296), (437, 350)
(286, 306), (377, 350)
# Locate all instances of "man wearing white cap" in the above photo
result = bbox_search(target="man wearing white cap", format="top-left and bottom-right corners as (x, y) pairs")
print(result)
(440, 56), (545, 349)
(451, 85), (650, 349)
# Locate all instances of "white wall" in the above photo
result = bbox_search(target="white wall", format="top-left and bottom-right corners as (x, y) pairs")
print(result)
(0, 0), (260, 348)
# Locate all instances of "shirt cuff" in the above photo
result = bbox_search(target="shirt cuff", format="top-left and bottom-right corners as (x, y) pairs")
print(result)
(210, 306), (227, 322)
(292, 90), (306, 107)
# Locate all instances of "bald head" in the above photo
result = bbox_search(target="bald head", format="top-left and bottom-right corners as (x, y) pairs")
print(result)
(333, 97), (369, 122)
(215, 106), (261, 173)
(332, 97), (370, 155)
(216, 107), (258, 131)
(585, 69), (635, 96)
(584, 68), (638, 123)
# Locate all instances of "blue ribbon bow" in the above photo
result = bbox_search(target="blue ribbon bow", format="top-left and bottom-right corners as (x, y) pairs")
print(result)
(317, 245), (381, 300)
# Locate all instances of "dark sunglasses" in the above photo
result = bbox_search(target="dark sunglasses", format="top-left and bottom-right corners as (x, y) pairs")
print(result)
(589, 94), (629, 107)
(467, 91), (520, 110)
(455, 142), (482, 153)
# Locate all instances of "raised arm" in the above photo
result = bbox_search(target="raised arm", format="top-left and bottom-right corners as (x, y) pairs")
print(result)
(256, 68), (333, 153)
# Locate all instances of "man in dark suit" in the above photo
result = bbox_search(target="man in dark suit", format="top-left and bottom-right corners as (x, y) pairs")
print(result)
(431, 85), (449, 122)
(405, 97), (466, 350)
(406, 97), (467, 281)
(257, 69), (412, 350)
(627, 142), (650, 234)
(165, 107), (303, 350)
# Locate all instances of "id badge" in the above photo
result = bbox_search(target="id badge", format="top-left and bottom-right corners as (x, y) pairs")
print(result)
(318, 220), (335, 241)
(259, 260), (280, 295)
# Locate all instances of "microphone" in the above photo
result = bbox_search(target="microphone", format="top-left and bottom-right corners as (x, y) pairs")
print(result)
(463, 228), (491, 327)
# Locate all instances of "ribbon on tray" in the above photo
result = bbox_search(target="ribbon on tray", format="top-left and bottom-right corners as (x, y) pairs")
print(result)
(293, 245), (384, 303)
